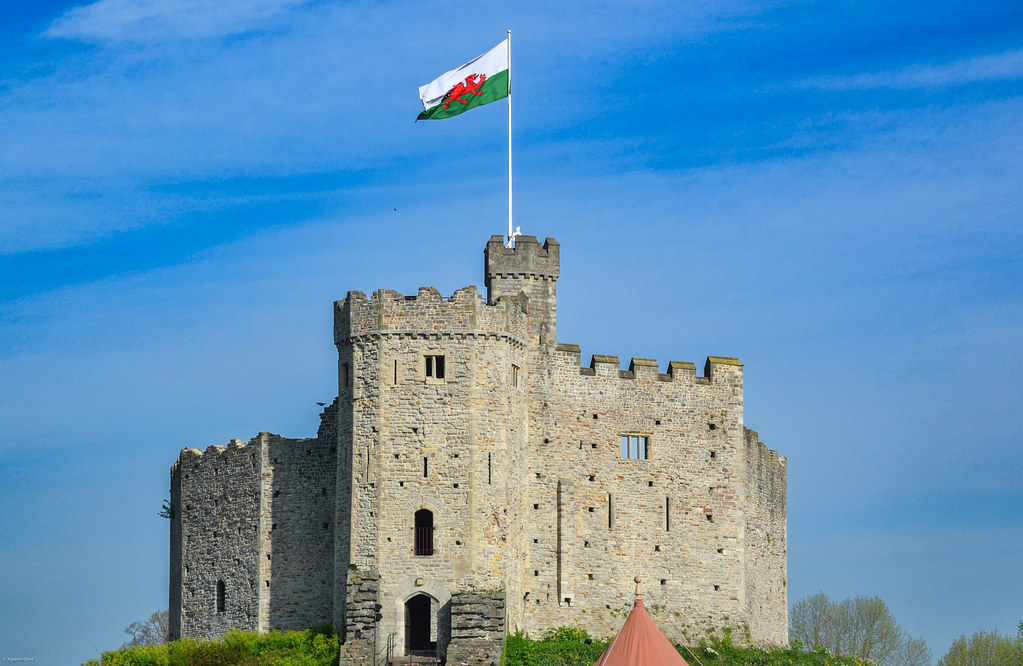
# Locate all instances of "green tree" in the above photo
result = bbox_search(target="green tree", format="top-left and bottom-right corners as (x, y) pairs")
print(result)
(790, 593), (929, 666)
(937, 629), (1023, 666)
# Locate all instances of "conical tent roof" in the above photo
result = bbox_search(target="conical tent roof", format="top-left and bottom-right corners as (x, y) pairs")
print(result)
(593, 577), (689, 666)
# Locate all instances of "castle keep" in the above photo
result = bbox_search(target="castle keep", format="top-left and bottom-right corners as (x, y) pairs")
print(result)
(169, 235), (788, 664)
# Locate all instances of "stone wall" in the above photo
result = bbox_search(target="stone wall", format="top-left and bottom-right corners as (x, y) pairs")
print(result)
(171, 440), (264, 638)
(514, 347), (759, 645)
(337, 569), (378, 665)
(263, 432), (335, 631)
(741, 427), (788, 646)
(446, 592), (507, 666)
(171, 405), (339, 639)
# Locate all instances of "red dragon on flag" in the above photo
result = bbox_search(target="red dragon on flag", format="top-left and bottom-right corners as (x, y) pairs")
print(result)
(441, 73), (487, 109)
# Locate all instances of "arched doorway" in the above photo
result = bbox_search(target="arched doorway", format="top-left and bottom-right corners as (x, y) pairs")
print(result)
(404, 593), (435, 655)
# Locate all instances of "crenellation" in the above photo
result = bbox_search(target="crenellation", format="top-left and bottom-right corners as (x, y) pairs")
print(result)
(171, 234), (787, 663)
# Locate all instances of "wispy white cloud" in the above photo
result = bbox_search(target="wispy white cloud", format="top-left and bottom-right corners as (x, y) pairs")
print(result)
(44, 0), (313, 43)
(795, 48), (1023, 91)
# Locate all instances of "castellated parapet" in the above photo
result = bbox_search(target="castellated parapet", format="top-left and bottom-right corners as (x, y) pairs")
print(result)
(170, 235), (788, 664)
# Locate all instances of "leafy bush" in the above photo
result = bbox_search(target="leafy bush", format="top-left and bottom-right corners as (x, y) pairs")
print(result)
(502, 628), (868, 666)
(83, 627), (339, 666)
(502, 628), (608, 666)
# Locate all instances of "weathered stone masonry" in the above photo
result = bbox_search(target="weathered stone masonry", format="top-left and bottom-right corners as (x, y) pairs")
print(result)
(170, 234), (788, 662)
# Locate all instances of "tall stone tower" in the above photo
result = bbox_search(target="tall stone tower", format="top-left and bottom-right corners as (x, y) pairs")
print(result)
(331, 235), (559, 662)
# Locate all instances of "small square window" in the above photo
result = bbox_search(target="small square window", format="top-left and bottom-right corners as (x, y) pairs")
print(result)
(425, 354), (445, 380)
(620, 435), (650, 460)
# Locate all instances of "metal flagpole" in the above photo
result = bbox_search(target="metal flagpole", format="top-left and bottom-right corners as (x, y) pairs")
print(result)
(507, 29), (513, 248)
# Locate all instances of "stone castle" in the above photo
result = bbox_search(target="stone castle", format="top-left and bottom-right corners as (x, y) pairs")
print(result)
(169, 234), (788, 664)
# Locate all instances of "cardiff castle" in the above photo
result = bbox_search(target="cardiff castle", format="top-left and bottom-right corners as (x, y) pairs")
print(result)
(169, 234), (788, 664)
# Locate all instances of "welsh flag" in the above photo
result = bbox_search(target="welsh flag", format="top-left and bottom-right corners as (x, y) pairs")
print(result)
(418, 40), (509, 121)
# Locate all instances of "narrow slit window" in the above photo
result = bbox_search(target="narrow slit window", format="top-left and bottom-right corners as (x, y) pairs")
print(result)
(341, 363), (350, 388)
(425, 354), (445, 379)
(488, 452), (492, 485)
(393, 360), (398, 385)
(511, 364), (520, 387)
(216, 580), (226, 613)
(423, 457), (428, 478)
(665, 497), (671, 531)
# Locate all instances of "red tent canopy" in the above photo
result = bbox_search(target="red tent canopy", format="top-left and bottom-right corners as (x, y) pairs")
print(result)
(593, 578), (689, 666)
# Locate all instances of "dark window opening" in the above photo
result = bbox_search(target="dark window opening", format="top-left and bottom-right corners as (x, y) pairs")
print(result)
(414, 509), (434, 556)
(216, 580), (226, 613)
(423, 457), (428, 478)
(341, 363), (350, 387)
(425, 355), (445, 379)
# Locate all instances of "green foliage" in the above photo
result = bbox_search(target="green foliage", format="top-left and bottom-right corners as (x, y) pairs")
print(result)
(502, 627), (867, 666)
(502, 628), (608, 666)
(684, 635), (869, 666)
(937, 628), (1023, 666)
(83, 627), (340, 666)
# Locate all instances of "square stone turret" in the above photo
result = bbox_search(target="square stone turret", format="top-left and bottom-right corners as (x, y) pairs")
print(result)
(484, 235), (560, 347)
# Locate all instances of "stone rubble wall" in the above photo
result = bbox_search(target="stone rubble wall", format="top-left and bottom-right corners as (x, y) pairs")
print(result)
(741, 427), (788, 647)
(171, 404), (340, 640)
(337, 569), (379, 665)
(263, 431), (335, 631)
(171, 440), (264, 638)
(446, 592), (507, 666)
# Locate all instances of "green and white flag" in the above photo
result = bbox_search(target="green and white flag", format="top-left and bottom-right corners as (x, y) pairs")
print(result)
(418, 40), (509, 121)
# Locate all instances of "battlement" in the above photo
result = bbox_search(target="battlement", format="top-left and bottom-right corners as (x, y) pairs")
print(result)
(176, 437), (253, 464)
(334, 284), (529, 345)
(484, 235), (560, 283)
(553, 343), (743, 385)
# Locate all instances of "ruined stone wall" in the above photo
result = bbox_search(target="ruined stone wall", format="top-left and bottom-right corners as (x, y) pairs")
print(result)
(263, 431), (336, 631)
(446, 592), (507, 666)
(172, 404), (339, 639)
(168, 459), (183, 641)
(171, 440), (264, 638)
(741, 427), (788, 647)
(516, 347), (753, 645)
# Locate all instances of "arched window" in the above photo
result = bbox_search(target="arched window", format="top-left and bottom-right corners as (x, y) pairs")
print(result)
(414, 509), (434, 556)
(216, 580), (226, 613)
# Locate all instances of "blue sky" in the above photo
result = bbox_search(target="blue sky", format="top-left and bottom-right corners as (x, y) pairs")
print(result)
(1, 1), (1021, 663)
